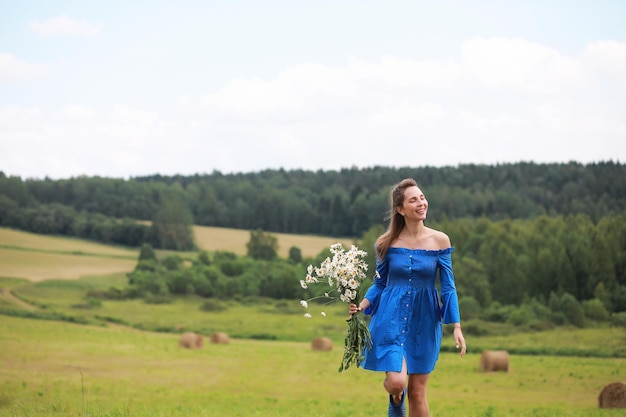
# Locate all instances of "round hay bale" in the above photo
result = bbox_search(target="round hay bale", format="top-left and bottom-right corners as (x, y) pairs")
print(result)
(598, 381), (626, 408)
(311, 337), (333, 351)
(178, 332), (203, 349)
(479, 350), (509, 372)
(210, 332), (230, 344)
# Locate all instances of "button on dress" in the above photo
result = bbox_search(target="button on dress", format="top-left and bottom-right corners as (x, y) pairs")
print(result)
(362, 247), (460, 374)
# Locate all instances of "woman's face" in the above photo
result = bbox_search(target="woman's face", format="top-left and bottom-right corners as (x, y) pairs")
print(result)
(398, 186), (428, 221)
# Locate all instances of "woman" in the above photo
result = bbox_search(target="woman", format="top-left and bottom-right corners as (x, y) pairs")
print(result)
(349, 178), (466, 417)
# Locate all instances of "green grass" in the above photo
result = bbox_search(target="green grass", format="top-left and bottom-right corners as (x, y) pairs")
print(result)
(1, 227), (626, 416)
(1, 315), (624, 417)
(6, 277), (350, 341)
(4, 274), (626, 355)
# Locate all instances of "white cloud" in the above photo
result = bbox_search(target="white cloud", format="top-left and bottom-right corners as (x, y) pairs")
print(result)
(460, 37), (584, 94)
(29, 15), (102, 37)
(0, 104), (165, 179)
(350, 56), (462, 89)
(581, 40), (626, 93)
(0, 53), (47, 83)
(371, 102), (446, 127)
(52, 105), (95, 122)
(459, 111), (526, 134)
(0, 105), (43, 131)
(2, 36), (625, 179)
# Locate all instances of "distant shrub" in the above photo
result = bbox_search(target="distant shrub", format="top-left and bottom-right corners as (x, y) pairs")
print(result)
(560, 293), (585, 327)
(71, 298), (102, 309)
(199, 298), (227, 312)
(527, 320), (555, 332)
(134, 259), (159, 272)
(461, 321), (491, 336)
(213, 251), (237, 262)
(0, 308), (92, 325)
(197, 250), (211, 266)
(610, 312), (626, 327)
(482, 301), (513, 323)
(94, 315), (129, 326)
(507, 306), (534, 326)
(162, 254), (184, 271)
(87, 287), (128, 300)
(288, 246), (302, 264)
(458, 296), (481, 320)
(121, 286), (142, 299)
(138, 243), (157, 262)
(220, 259), (244, 277)
(273, 300), (302, 314)
(143, 294), (172, 304)
(551, 312), (567, 325)
(248, 333), (278, 340)
(583, 298), (610, 321)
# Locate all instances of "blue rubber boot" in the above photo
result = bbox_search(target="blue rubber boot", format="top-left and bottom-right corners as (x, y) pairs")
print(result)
(388, 388), (406, 417)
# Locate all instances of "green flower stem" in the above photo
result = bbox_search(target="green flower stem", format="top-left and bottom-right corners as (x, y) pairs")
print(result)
(338, 311), (372, 373)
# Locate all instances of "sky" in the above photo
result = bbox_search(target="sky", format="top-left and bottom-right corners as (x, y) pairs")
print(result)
(1, 0), (625, 180)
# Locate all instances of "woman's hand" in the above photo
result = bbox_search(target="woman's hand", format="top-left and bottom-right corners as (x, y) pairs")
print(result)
(453, 326), (466, 357)
(348, 300), (369, 315)
(348, 303), (361, 315)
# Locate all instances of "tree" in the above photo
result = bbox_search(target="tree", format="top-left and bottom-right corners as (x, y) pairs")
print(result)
(138, 243), (157, 261)
(147, 196), (195, 251)
(453, 256), (491, 307)
(288, 246), (302, 264)
(246, 229), (278, 260)
(478, 222), (527, 305)
(359, 224), (385, 280)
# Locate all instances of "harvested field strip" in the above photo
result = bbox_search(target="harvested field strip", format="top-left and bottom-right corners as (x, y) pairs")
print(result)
(0, 248), (136, 281)
(0, 244), (136, 259)
(0, 228), (138, 257)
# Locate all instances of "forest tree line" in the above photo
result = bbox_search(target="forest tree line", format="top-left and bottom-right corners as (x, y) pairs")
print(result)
(1, 161), (625, 244)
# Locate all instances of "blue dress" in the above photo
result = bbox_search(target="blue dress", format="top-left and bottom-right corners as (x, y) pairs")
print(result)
(362, 247), (460, 374)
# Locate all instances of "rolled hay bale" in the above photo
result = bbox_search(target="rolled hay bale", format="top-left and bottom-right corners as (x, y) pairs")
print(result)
(311, 336), (333, 351)
(598, 381), (626, 408)
(479, 350), (509, 372)
(178, 332), (203, 349)
(210, 332), (230, 344)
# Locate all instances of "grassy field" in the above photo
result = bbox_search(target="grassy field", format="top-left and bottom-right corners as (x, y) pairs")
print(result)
(0, 227), (351, 281)
(1, 226), (626, 416)
(0, 228), (138, 281)
(1, 315), (625, 417)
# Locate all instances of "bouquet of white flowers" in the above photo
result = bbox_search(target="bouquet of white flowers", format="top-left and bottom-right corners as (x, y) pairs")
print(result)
(300, 243), (373, 372)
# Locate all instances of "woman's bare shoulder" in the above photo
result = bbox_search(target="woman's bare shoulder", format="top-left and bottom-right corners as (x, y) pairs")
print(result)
(426, 227), (451, 249)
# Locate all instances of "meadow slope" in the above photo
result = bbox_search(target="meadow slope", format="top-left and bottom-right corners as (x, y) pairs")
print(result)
(1, 227), (626, 416)
(1, 315), (625, 417)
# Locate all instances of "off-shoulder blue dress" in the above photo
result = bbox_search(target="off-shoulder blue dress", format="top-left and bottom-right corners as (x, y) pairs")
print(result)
(362, 247), (460, 374)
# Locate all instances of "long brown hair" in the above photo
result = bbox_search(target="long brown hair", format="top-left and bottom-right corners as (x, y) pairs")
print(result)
(375, 178), (418, 260)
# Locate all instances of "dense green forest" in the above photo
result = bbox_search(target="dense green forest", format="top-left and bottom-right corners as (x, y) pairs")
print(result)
(1, 161), (625, 242)
(2, 161), (626, 329)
